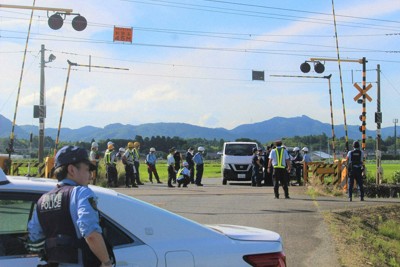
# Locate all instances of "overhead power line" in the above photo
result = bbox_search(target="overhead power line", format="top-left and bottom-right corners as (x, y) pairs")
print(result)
(121, 0), (400, 31)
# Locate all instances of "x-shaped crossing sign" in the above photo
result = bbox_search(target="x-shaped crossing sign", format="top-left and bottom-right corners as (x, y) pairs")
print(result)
(353, 83), (372, 102)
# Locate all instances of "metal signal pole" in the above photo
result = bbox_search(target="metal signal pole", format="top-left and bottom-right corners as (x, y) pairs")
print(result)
(270, 74), (337, 160)
(54, 60), (129, 155)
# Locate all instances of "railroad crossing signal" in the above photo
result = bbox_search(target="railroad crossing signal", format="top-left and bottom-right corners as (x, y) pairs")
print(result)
(353, 83), (373, 102)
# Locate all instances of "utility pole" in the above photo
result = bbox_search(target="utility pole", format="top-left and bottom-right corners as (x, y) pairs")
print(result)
(376, 64), (382, 184)
(394, 119), (398, 158)
(37, 45), (56, 163)
(39, 45), (45, 163)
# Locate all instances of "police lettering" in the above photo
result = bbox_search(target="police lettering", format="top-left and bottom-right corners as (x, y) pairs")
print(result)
(40, 192), (63, 211)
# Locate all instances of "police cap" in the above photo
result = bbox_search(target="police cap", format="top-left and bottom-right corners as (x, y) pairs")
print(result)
(353, 141), (360, 148)
(55, 145), (96, 171)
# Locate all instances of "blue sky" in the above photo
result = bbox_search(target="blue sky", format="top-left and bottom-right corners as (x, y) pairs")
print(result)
(1, 0), (399, 135)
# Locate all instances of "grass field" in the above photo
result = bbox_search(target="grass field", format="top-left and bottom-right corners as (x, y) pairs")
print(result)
(324, 204), (400, 267)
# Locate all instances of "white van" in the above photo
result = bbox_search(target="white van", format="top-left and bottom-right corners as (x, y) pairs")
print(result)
(221, 142), (258, 185)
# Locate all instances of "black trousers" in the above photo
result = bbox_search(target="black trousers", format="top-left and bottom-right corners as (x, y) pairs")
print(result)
(168, 165), (176, 186)
(106, 165), (117, 187)
(195, 164), (204, 185)
(273, 168), (289, 197)
(147, 164), (160, 182)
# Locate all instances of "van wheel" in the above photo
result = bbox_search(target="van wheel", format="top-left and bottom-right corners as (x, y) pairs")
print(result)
(222, 178), (227, 185)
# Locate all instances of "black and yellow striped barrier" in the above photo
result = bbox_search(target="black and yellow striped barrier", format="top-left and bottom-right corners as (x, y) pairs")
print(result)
(11, 162), (45, 177)
(304, 161), (342, 185)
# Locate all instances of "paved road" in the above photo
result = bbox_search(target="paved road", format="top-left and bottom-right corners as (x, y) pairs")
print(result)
(114, 178), (400, 267)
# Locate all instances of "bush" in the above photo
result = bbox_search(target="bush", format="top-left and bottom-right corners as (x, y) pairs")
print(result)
(392, 171), (400, 184)
(364, 184), (400, 198)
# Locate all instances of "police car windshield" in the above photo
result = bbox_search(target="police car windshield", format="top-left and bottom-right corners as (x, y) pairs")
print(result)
(225, 144), (255, 156)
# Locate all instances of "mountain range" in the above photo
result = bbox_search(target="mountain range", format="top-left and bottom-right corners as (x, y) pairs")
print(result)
(0, 114), (393, 143)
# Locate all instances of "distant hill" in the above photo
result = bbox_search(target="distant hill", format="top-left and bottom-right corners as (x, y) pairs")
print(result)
(0, 114), (393, 143)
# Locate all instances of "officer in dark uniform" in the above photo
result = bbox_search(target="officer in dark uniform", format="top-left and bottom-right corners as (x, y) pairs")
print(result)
(251, 147), (262, 187)
(346, 141), (365, 202)
(28, 146), (114, 267)
(185, 147), (195, 184)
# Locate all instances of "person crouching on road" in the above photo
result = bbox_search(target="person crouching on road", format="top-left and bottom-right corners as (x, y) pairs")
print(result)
(268, 140), (291, 199)
(167, 148), (176, 188)
(146, 147), (162, 184)
(177, 161), (191, 187)
(122, 142), (138, 188)
(104, 142), (118, 188)
(28, 146), (114, 267)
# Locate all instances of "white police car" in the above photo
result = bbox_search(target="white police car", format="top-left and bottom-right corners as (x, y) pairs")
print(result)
(0, 169), (286, 267)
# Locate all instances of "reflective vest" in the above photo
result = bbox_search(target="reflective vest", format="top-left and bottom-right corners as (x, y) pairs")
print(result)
(133, 148), (140, 161)
(274, 148), (285, 169)
(105, 150), (115, 166)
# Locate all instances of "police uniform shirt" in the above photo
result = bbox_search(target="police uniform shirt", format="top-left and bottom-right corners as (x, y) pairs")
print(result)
(28, 179), (102, 242)
(193, 152), (204, 165)
(167, 154), (175, 166)
(146, 153), (157, 165)
(303, 154), (312, 163)
(268, 146), (290, 167)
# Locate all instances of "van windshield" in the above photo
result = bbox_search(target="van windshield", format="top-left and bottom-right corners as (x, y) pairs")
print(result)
(224, 144), (256, 156)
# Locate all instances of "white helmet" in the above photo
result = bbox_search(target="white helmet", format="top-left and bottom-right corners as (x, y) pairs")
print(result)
(150, 147), (156, 152)
(91, 142), (98, 148)
(198, 146), (205, 152)
(119, 147), (125, 152)
(302, 147), (309, 152)
(183, 161), (189, 167)
(107, 141), (114, 146)
(293, 147), (300, 152)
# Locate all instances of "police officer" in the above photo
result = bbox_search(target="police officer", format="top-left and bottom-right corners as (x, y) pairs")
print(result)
(167, 148), (176, 188)
(291, 147), (303, 185)
(122, 142), (138, 188)
(346, 141), (365, 202)
(193, 146), (205, 186)
(251, 147), (262, 187)
(185, 147), (195, 184)
(146, 147), (162, 184)
(28, 145), (114, 267)
(267, 140), (291, 199)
